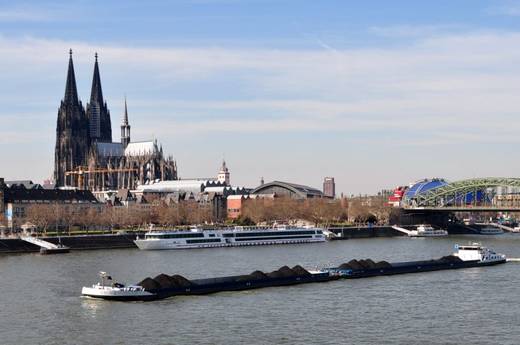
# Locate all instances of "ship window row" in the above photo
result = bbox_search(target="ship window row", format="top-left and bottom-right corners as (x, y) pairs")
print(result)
(234, 235), (313, 241)
(146, 233), (205, 239)
(234, 230), (317, 237)
(186, 238), (222, 244)
(147, 230), (322, 239)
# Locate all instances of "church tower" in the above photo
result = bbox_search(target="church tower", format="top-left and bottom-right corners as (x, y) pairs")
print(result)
(217, 160), (230, 185)
(54, 49), (91, 187)
(121, 97), (131, 147)
(86, 53), (112, 142)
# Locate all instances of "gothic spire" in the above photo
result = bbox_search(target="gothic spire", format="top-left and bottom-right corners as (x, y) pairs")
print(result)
(123, 96), (129, 125)
(64, 49), (79, 104)
(87, 52), (112, 142)
(90, 52), (103, 104)
(121, 96), (131, 147)
(55, 49), (90, 187)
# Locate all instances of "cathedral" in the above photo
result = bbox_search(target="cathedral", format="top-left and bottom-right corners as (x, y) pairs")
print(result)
(54, 50), (177, 191)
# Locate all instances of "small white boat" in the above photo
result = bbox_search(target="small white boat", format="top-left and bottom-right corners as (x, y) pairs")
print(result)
(478, 226), (503, 235)
(408, 224), (448, 237)
(82, 272), (155, 301)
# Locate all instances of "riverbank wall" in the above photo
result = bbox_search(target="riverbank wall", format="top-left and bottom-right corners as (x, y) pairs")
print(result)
(0, 224), (481, 254)
(0, 233), (143, 254)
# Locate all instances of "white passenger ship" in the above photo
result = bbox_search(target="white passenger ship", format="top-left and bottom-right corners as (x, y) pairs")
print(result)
(408, 224), (448, 237)
(134, 226), (326, 250)
(478, 226), (504, 235)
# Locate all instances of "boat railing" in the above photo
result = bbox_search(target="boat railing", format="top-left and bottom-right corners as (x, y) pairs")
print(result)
(143, 225), (317, 234)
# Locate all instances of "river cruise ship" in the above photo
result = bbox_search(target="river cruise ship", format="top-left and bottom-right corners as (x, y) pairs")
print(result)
(134, 226), (326, 250)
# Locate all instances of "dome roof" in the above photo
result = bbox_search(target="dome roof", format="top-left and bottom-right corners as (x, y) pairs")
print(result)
(405, 178), (448, 199)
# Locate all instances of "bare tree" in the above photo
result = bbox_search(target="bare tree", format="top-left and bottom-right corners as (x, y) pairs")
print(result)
(76, 207), (99, 233)
(157, 204), (181, 227)
(102, 206), (127, 231)
(25, 204), (55, 234)
(301, 199), (345, 226)
(242, 198), (272, 224)
(187, 203), (214, 225)
(0, 210), (5, 227)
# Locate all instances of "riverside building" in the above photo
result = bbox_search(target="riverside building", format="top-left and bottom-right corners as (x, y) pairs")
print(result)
(0, 177), (99, 229)
(323, 177), (335, 199)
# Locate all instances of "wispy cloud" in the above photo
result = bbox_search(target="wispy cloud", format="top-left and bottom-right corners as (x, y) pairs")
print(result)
(487, 2), (520, 16)
(2, 31), (520, 136)
(0, 5), (56, 22)
(369, 24), (467, 38)
(1, 29), (520, 189)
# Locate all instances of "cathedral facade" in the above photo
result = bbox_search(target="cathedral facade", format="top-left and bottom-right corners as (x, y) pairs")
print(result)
(54, 50), (177, 191)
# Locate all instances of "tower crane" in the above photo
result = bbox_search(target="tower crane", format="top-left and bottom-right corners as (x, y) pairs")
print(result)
(65, 166), (138, 188)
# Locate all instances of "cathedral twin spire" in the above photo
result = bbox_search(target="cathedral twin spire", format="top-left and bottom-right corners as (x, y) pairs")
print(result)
(55, 50), (123, 186)
(55, 49), (91, 187)
(90, 53), (103, 104)
(87, 52), (112, 142)
(64, 49), (79, 104)
(62, 49), (113, 143)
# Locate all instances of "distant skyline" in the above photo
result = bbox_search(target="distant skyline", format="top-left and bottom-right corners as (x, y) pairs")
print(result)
(2, 0), (520, 194)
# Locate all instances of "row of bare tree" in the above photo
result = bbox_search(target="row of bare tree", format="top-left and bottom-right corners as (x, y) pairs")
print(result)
(6, 196), (395, 233)
(16, 202), (216, 233)
(239, 196), (395, 226)
(240, 198), (346, 226)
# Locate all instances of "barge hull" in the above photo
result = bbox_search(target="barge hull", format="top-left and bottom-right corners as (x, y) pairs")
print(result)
(153, 273), (334, 300)
(343, 259), (506, 279)
(87, 258), (506, 302)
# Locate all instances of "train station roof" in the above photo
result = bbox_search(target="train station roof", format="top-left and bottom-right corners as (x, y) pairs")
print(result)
(250, 181), (323, 199)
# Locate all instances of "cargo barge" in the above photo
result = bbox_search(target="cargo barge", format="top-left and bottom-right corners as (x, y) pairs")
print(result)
(82, 243), (506, 302)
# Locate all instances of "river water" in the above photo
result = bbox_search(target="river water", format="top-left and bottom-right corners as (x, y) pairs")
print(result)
(1, 235), (520, 345)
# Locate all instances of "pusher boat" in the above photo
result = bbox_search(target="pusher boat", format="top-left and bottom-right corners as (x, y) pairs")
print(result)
(81, 272), (156, 301)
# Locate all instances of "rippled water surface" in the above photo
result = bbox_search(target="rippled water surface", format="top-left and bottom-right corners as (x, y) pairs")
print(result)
(1, 235), (520, 344)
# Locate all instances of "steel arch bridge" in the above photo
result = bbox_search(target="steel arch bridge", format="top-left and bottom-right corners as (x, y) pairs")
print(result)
(405, 177), (520, 208)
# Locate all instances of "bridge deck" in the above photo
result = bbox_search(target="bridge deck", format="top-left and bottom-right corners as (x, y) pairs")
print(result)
(405, 207), (520, 212)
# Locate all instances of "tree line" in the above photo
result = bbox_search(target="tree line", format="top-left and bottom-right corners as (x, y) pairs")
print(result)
(238, 196), (396, 226)
(17, 202), (214, 234)
(6, 195), (395, 234)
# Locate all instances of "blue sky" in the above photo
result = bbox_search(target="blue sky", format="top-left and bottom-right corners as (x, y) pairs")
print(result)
(1, 0), (520, 194)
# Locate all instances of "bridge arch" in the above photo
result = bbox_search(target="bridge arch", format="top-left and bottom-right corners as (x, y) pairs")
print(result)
(405, 177), (520, 207)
